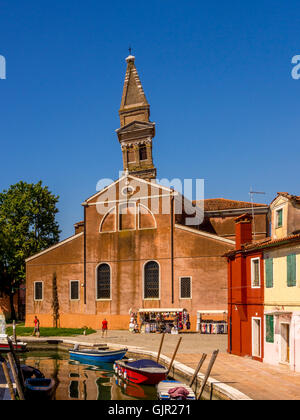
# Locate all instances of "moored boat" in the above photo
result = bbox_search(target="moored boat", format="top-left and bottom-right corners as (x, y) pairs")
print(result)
(69, 347), (128, 364)
(21, 365), (45, 380)
(157, 380), (196, 400)
(115, 359), (168, 386)
(25, 378), (56, 400)
(0, 336), (27, 353)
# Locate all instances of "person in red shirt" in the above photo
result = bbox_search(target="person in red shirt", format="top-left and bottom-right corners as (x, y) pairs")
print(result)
(102, 318), (108, 338)
(33, 316), (40, 338)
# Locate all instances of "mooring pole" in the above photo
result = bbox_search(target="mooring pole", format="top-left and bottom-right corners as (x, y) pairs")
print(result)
(157, 333), (165, 363)
(189, 353), (207, 388)
(167, 337), (182, 376)
(197, 350), (219, 400)
(7, 353), (25, 400)
(13, 320), (16, 344)
(1, 361), (16, 400)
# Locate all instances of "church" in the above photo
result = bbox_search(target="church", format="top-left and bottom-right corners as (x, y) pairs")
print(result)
(25, 55), (269, 331)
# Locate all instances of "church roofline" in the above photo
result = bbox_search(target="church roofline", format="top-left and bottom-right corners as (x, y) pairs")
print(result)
(175, 224), (235, 245)
(84, 173), (174, 204)
(26, 232), (84, 263)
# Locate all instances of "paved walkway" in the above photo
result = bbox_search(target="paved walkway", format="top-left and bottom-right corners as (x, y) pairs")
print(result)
(20, 331), (300, 400)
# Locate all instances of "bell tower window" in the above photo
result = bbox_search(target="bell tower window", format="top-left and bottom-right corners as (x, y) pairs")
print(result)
(139, 145), (147, 161)
(127, 148), (135, 163)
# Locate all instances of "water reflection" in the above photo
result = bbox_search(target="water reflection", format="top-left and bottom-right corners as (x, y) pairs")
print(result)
(20, 351), (157, 401)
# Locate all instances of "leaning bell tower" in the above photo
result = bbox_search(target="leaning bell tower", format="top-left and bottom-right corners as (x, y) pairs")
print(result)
(116, 55), (157, 180)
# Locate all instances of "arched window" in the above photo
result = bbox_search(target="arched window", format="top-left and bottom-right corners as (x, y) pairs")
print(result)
(97, 264), (111, 300)
(100, 207), (116, 233)
(144, 261), (160, 299)
(138, 204), (156, 229)
(119, 202), (136, 231)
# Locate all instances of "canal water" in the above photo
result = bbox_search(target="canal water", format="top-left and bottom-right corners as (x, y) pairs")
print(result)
(20, 351), (157, 401)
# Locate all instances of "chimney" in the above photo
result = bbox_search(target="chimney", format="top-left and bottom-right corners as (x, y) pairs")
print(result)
(74, 221), (84, 235)
(234, 213), (253, 250)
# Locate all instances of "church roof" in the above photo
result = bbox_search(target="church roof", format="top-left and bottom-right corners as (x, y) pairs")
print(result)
(194, 198), (267, 212)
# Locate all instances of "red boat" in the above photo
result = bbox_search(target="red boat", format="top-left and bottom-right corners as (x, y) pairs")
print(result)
(115, 359), (168, 385)
(0, 339), (27, 353)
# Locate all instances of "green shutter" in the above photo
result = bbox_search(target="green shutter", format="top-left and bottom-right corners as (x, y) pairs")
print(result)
(265, 258), (273, 288)
(287, 254), (297, 287)
(266, 315), (274, 343)
(277, 209), (283, 228)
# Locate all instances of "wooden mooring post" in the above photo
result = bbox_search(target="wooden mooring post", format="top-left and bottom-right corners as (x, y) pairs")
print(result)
(167, 337), (182, 376)
(189, 353), (207, 388)
(7, 353), (25, 400)
(197, 349), (219, 400)
(1, 361), (16, 401)
(156, 333), (165, 363)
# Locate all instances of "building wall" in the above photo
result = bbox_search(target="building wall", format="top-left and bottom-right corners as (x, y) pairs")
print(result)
(209, 213), (268, 241)
(228, 251), (265, 361)
(263, 243), (300, 371)
(264, 243), (300, 307)
(0, 294), (21, 320)
(25, 177), (234, 330)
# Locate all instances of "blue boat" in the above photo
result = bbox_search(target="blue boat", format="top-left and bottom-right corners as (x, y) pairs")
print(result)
(25, 378), (56, 400)
(69, 347), (128, 364)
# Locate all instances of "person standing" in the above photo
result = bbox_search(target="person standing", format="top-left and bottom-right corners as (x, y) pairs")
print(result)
(101, 318), (108, 338)
(33, 316), (40, 337)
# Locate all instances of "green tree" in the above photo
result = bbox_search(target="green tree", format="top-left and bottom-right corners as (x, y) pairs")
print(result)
(0, 181), (60, 320)
(52, 272), (60, 328)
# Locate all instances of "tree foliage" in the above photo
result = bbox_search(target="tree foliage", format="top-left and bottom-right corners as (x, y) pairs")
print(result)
(52, 272), (60, 328)
(0, 181), (60, 319)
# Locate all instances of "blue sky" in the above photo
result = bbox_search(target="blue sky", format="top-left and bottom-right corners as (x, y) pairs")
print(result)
(1, 0), (300, 239)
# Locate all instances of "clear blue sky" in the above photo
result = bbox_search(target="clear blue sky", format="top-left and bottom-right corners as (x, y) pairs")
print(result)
(1, 0), (299, 239)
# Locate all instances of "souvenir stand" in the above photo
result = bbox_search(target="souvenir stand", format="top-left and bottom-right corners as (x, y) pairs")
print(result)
(197, 310), (228, 335)
(138, 308), (190, 334)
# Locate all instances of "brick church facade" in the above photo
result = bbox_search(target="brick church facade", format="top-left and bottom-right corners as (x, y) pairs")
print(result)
(25, 55), (269, 330)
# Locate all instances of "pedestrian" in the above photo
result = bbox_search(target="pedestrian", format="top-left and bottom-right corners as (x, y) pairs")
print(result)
(33, 316), (40, 338)
(101, 318), (108, 338)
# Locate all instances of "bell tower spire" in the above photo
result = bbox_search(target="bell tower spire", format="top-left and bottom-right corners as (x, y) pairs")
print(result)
(116, 55), (156, 180)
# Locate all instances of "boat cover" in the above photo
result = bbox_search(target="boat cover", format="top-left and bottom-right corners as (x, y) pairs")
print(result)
(126, 359), (166, 370)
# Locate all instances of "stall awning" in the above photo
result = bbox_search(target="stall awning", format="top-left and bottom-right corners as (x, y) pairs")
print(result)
(138, 308), (186, 313)
(197, 310), (227, 314)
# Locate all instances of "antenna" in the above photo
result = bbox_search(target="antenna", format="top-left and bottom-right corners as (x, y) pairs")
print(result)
(249, 188), (266, 241)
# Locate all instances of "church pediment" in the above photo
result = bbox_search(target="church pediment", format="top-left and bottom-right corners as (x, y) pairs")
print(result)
(116, 120), (155, 135)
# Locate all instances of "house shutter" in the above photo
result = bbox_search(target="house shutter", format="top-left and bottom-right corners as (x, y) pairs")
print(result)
(287, 254), (296, 287)
(265, 258), (273, 288)
(277, 209), (283, 228)
(266, 315), (274, 343)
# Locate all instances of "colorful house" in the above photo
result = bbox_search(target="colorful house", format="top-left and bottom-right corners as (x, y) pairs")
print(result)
(226, 192), (300, 372)
(226, 214), (265, 361)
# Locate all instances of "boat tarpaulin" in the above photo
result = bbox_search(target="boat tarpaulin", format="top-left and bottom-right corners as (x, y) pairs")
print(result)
(127, 359), (165, 370)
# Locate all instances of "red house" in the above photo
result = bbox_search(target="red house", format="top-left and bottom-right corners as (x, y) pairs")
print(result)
(226, 214), (265, 362)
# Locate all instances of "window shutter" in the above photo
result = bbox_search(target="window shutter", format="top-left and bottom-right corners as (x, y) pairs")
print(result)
(278, 210), (283, 228)
(265, 258), (273, 288)
(266, 315), (274, 343)
(287, 254), (297, 287)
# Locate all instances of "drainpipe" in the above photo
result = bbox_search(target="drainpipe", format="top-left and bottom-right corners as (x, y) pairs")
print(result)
(83, 203), (88, 305)
(171, 195), (174, 304)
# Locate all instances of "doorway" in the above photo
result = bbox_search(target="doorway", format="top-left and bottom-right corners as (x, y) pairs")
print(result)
(281, 323), (290, 364)
(252, 318), (261, 358)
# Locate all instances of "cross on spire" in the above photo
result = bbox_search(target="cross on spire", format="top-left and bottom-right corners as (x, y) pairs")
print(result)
(128, 45), (132, 56)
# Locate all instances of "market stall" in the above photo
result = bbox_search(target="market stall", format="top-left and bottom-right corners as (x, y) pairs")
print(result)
(197, 310), (228, 335)
(138, 308), (190, 334)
